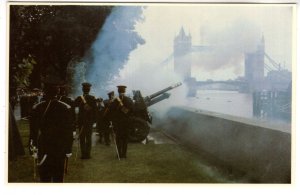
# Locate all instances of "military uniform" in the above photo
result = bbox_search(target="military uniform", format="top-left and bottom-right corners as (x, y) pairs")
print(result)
(74, 82), (97, 159)
(58, 85), (76, 134)
(101, 91), (115, 145)
(29, 84), (73, 182)
(110, 86), (133, 159)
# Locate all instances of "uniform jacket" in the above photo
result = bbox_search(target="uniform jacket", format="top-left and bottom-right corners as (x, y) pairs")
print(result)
(110, 95), (134, 124)
(29, 99), (74, 158)
(74, 94), (97, 126)
(58, 95), (76, 132)
(103, 99), (114, 122)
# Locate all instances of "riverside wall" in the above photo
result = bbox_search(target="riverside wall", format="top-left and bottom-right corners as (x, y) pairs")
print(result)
(153, 106), (291, 183)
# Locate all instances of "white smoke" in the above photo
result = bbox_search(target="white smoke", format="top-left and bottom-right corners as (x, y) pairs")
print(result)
(109, 7), (189, 116)
(192, 18), (261, 79)
(84, 6), (145, 97)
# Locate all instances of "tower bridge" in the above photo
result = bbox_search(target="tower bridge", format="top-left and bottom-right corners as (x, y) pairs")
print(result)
(168, 27), (291, 94)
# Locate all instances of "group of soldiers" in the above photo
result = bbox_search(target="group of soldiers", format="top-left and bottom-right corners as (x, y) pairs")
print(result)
(29, 81), (134, 182)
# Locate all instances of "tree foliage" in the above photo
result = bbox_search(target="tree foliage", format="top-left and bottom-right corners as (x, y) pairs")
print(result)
(9, 5), (113, 94)
(12, 54), (35, 88)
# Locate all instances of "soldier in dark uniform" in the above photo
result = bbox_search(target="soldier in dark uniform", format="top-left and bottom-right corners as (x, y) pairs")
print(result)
(74, 82), (97, 159)
(58, 85), (76, 135)
(111, 86), (134, 159)
(101, 91), (115, 146)
(29, 81), (73, 182)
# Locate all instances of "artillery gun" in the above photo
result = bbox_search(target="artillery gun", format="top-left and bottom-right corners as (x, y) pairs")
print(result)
(128, 82), (182, 142)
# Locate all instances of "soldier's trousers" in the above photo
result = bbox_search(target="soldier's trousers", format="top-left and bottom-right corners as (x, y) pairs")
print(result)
(79, 123), (93, 158)
(116, 132), (128, 158)
(38, 155), (65, 182)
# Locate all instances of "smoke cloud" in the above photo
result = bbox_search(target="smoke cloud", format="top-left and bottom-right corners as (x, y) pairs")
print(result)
(84, 6), (145, 97)
(108, 7), (189, 116)
(192, 18), (261, 79)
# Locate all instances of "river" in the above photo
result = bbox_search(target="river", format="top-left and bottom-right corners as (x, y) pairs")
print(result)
(187, 90), (253, 118)
(183, 90), (291, 128)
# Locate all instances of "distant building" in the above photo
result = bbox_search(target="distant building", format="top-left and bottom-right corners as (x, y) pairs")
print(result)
(265, 69), (291, 91)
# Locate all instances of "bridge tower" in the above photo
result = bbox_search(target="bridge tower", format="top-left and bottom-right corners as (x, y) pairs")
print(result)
(174, 27), (192, 80)
(244, 35), (265, 92)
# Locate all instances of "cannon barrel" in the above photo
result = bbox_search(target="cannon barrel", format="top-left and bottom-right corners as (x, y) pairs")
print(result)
(146, 82), (182, 101)
(147, 93), (171, 107)
(132, 82), (182, 109)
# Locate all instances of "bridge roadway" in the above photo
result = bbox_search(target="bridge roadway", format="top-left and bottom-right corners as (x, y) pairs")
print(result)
(196, 80), (247, 88)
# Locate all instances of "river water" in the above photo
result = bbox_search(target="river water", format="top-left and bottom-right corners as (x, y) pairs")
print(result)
(187, 90), (253, 119)
(184, 90), (291, 128)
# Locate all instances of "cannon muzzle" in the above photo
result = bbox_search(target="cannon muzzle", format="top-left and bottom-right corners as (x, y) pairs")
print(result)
(147, 82), (182, 100)
(143, 82), (182, 106)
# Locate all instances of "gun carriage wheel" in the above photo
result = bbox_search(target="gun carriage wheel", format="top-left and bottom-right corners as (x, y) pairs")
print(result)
(128, 116), (150, 142)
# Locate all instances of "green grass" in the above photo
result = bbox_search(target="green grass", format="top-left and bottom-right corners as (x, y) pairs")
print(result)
(8, 120), (236, 183)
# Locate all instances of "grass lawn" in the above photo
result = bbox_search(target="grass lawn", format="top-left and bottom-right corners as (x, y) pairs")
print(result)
(8, 120), (237, 183)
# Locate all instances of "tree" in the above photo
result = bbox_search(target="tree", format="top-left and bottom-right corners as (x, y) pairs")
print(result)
(9, 5), (113, 94)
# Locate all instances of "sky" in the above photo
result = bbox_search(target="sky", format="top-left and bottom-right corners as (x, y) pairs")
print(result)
(117, 4), (294, 82)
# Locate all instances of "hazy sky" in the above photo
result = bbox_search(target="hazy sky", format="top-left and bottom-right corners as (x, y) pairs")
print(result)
(118, 4), (294, 82)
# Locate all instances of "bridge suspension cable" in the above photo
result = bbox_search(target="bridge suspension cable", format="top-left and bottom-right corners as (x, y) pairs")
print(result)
(264, 63), (273, 72)
(264, 52), (282, 71)
(264, 53), (291, 80)
(160, 53), (174, 66)
(264, 62), (291, 80)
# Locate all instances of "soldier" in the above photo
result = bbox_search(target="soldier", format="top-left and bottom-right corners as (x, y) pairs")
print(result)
(111, 86), (134, 159)
(102, 91), (115, 146)
(29, 81), (73, 182)
(74, 82), (97, 159)
(58, 85), (76, 136)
